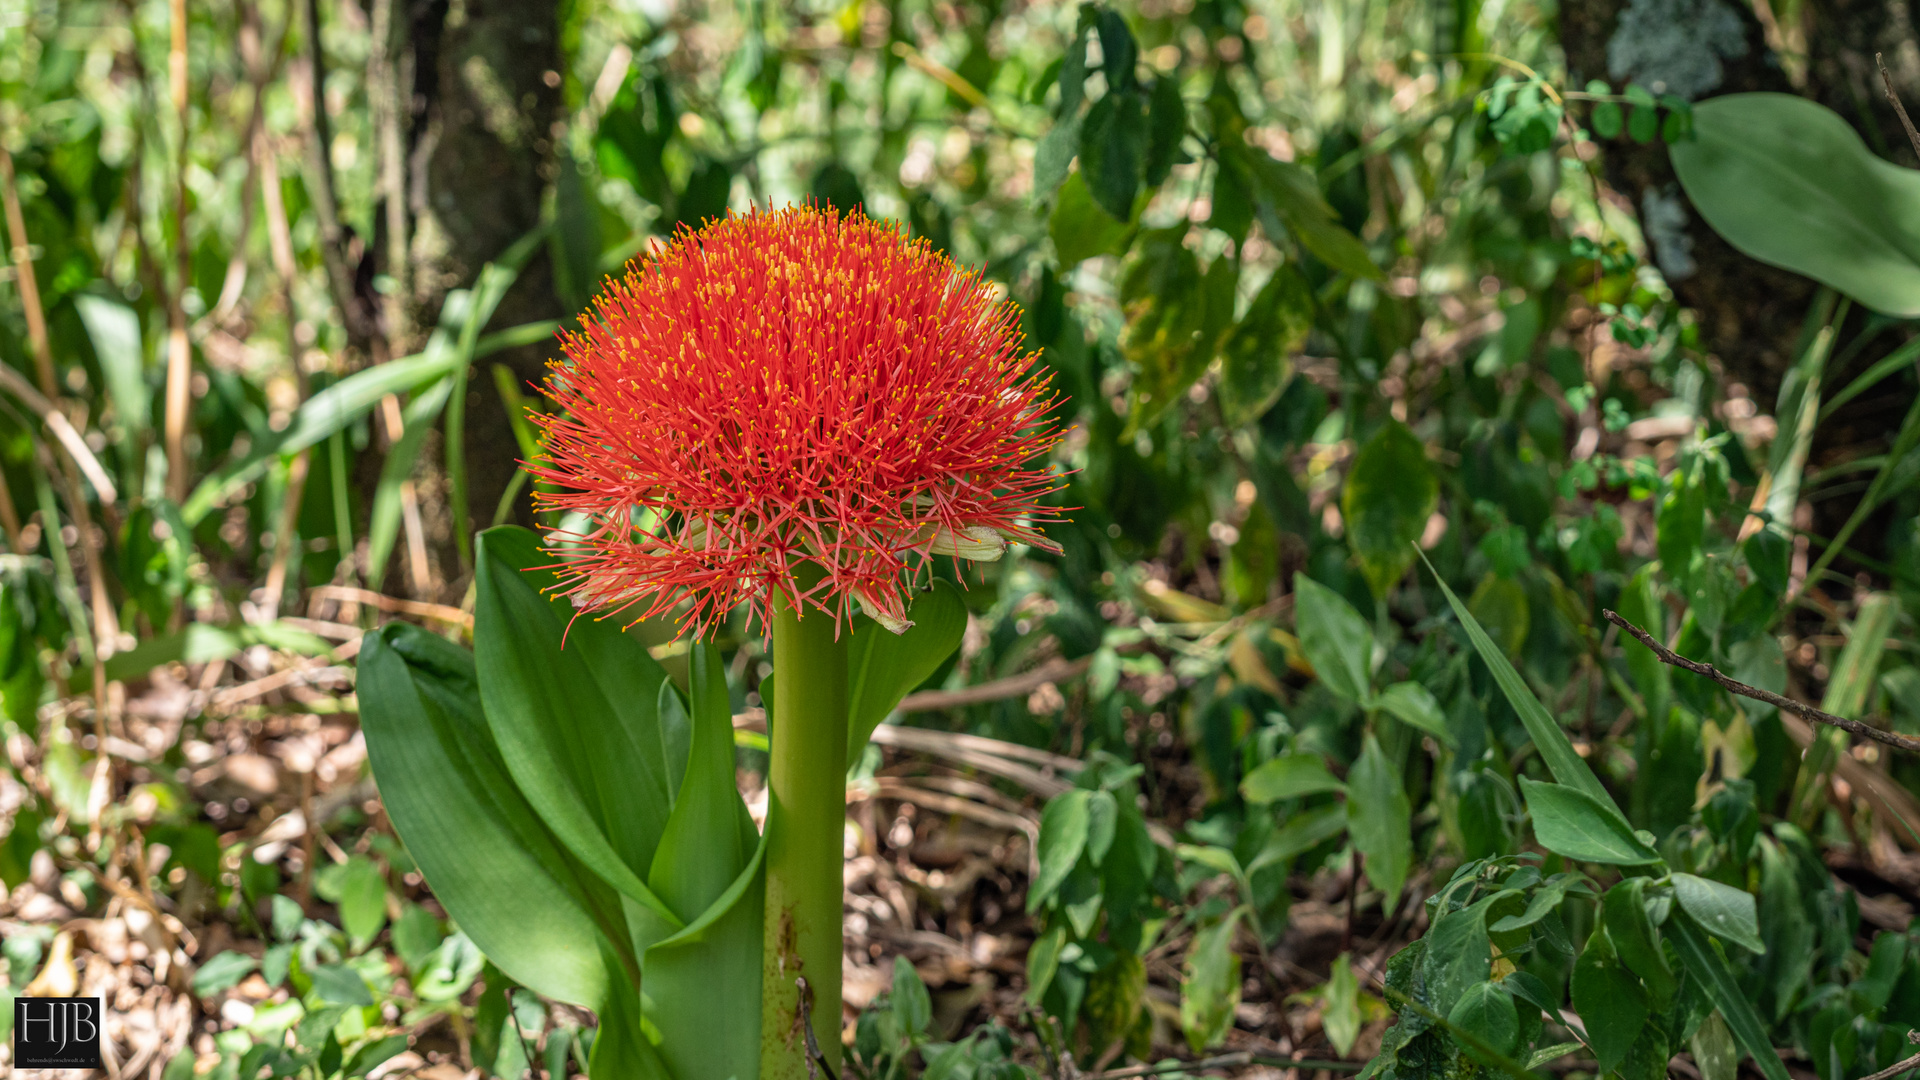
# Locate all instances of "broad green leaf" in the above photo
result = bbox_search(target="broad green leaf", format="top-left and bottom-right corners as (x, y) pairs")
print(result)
(73, 293), (150, 439)
(1668, 912), (1791, 1080)
(1617, 568), (1669, 721)
(1241, 752), (1346, 804)
(1691, 1012), (1739, 1080)
(1672, 94), (1920, 316)
(1086, 789), (1119, 865)
(1049, 171), (1136, 268)
(1033, 26), (1089, 200)
(1377, 682), (1455, 747)
(1657, 453), (1707, 577)
(648, 644), (758, 923)
(1081, 90), (1148, 220)
(848, 581), (967, 753)
(1180, 907), (1245, 1052)
(358, 624), (632, 1010)
(473, 526), (681, 927)
(1029, 789), (1092, 909)
(1176, 843), (1247, 883)
(1033, 115), (1082, 204)
(1422, 893), (1494, 1015)
(1247, 803), (1349, 874)
(344, 1034), (410, 1078)
(1292, 573), (1374, 703)
(1348, 735), (1412, 906)
(1026, 925), (1066, 1005)
(656, 681), (692, 806)
(1085, 951), (1148, 1055)
(1489, 874), (1581, 933)
(1343, 422), (1438, 597)
(1526, 1042), (1588, 1069)
(307, 964), (374, 1006)
(1246, 151), (1382, 279)
(1143, 75), (1185, 186)
(1520, 779), (1661, 865)
(1448, 982), (1518, 1057)
(1324, 954), (1363, 1055)
(1217, 265), (1310, 427)
(587, 967), (673, 1080)
(1592, 101), (1624, 139)
(641, 827), (767, 1080)
(1857, 932), (1908, 1010)
(1122, 228), (1235, 434)
(893, 956), (933, 1037)
(1423, 553), (1613, 805)
(1602, 878), (1675, 1003)
(1571, 929), (1646, 1072)
(336, 857), (389, 950)
(1670, 873), (1763, 954)
(193, 951), (258, 995)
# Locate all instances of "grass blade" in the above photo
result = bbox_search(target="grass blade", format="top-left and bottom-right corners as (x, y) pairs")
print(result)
(1419, 549), (1613, 807)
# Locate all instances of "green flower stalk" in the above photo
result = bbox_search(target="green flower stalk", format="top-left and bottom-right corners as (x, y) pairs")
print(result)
(528, 205), (1064, 1076)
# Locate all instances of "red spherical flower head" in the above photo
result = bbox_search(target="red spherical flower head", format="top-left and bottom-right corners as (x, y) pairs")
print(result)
(532, 204), (1066, 639)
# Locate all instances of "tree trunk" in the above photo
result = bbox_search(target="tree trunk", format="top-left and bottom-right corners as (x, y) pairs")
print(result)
(374, 0), (564, 597)
(1561, 0), (1920, 563)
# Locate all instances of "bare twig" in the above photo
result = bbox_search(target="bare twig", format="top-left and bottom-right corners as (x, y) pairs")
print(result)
(1859, 1049), (1920, 1080)
(793, 976), (839, 1080)
(1878, 53), (1920, 163)
(1603, 609), (1920, 755)
(0, 364), (119, 505)
(308, 584), (472, 628)
(897, 655), (1092, 713)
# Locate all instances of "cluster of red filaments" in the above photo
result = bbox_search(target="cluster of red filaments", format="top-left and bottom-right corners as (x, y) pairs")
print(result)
(532, 205), (1064, 638)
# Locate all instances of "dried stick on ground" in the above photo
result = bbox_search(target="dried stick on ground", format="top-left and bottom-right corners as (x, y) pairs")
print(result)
(1602, 609), (1920, 755)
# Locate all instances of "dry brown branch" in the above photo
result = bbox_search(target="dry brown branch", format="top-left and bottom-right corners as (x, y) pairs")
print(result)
(897, 655), (1091, 713)
(867, 726), (1074, 798)
(210, 665), (353, 709)
(1603, 609), (1920, 755)
(1879, 53), (1920, 163)
(308, 585), (473, 628)
(854, 778), (1038, 847)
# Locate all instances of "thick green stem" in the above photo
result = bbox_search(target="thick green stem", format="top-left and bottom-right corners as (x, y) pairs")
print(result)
(760, 581), (848, 1079)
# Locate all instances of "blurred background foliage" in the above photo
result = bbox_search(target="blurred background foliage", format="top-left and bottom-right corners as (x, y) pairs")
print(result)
(10, 0), (1920, 1073)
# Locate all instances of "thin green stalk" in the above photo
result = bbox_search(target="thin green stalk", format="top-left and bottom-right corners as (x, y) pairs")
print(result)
(328, 430), (353, 579)
(760, 571), (848, 1080)
(31, 459), (92, 661)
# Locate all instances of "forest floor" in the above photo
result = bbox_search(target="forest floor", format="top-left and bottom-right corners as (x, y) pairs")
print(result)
(5, 602), (1918, 1079)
